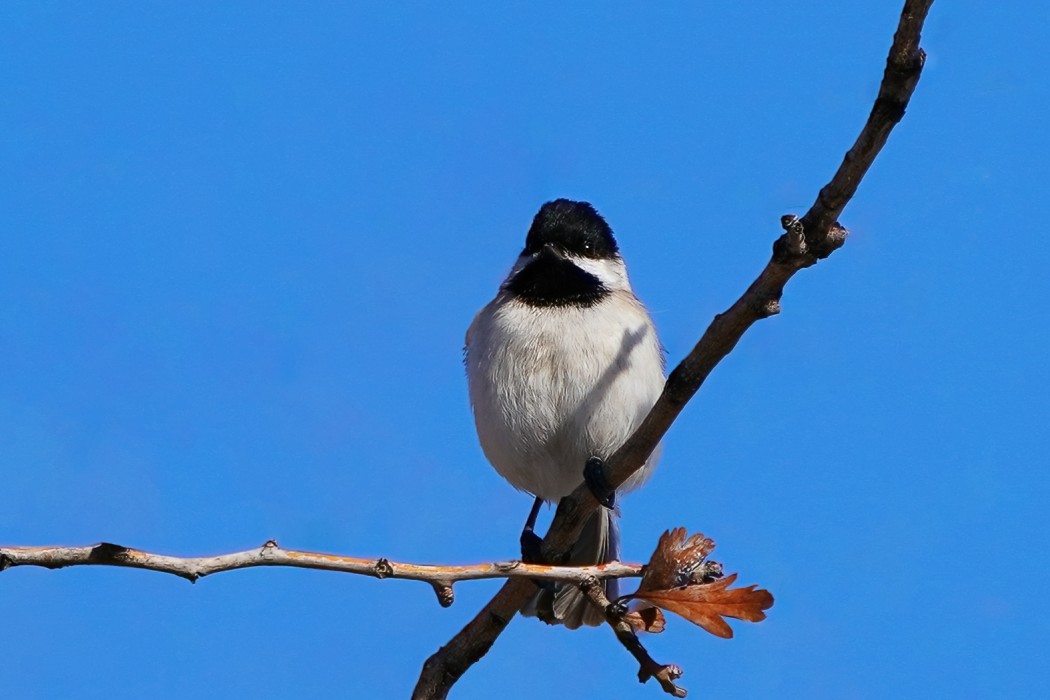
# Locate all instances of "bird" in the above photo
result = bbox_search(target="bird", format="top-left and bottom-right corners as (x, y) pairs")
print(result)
(465, 198), (665, 628)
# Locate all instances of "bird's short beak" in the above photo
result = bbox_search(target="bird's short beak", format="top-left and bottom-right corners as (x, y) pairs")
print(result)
(540, 242), (564, 260)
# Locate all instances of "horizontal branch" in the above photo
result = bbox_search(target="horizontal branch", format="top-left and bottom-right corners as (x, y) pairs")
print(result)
(0, 541), (641, 608)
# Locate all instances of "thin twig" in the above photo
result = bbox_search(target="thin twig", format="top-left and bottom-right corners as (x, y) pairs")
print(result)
(0, 541), (642, 608)
(413, 1), (933, 696)
(579, 576), (686, 698)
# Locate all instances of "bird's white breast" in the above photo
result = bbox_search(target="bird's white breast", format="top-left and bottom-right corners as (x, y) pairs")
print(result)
(466, 291), (664, 501)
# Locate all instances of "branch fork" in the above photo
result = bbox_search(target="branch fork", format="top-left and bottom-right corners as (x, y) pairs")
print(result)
(413, 1), (933, 697)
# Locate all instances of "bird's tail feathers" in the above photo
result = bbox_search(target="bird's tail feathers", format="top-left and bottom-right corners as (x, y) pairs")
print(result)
(521, 504), (620, 629)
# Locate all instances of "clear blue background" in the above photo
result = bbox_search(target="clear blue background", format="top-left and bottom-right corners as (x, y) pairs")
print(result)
(2, 2), (1047, 698)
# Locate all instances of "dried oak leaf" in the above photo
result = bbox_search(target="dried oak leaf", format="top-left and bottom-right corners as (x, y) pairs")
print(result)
(629, 528), (773, 638)
(634, 573), (774, 639)
(640, 527), (717, 591)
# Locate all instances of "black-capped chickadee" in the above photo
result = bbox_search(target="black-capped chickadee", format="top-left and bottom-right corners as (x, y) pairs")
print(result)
(465, 199), (665, 628)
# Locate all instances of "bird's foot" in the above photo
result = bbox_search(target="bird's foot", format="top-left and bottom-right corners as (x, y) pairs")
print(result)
(520, 529), (544, 564)
(584, 456), (616, 509)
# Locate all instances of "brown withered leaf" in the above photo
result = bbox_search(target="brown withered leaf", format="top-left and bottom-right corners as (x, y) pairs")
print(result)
(623, 607), (666, 634)
(639, 527), (717, 592)
(634, 573), (774, 639)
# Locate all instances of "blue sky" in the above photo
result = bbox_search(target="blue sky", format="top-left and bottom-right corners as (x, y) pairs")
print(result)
(2, 2), (1047, 698)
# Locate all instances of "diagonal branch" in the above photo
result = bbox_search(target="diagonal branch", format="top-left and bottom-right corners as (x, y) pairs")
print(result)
(801, 0), (933, 253)
(413, 1), (933, 697)
(0, 541), (642, 609)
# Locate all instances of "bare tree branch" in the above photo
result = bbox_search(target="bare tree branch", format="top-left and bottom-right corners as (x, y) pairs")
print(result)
(579, 576), (686, 698)
(0, 541), (642, 608)
(800, 0), (934, 252)
(416, 577), (537, 698)
(414, 1), (933, 697)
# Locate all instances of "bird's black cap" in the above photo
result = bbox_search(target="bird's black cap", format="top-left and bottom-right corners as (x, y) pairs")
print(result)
(522, 199), (619, 260)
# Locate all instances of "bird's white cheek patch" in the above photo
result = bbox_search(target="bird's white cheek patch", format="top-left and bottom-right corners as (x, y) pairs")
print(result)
(569, 256), (632, 292)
